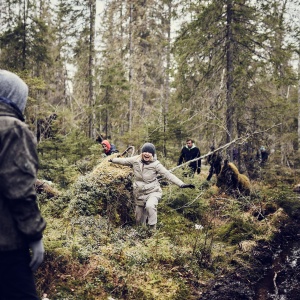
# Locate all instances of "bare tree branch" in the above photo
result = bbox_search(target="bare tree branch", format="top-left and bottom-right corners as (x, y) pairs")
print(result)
(170, 124), (281, 172)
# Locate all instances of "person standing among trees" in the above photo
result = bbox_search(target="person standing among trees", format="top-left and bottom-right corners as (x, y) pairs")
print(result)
(0, 70), (46, 300)
(178, 138), (201, 176)
(257, 146), (269, 166)
(109, 143), (195, 230)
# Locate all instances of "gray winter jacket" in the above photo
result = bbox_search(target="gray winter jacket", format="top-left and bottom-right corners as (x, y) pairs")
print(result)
(111, 155), (185, 205)
(0, 102), (46, 251)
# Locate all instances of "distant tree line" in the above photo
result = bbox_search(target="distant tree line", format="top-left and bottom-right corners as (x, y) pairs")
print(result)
(1, 0), (300, 178)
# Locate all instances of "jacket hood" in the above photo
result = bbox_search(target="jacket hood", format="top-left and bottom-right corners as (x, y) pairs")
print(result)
(185, 143), (196, 150)
(0, 70), (28, 112)
(101, 140), (111, 153)
(0, 100), (25, 121)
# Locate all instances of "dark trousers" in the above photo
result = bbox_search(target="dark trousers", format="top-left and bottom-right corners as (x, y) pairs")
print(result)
(0, 249), (39, 300)
(207, 163), (221, 181)
(183, 166), (196, 177)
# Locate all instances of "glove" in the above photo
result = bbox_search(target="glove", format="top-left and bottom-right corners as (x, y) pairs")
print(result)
(29, 239), (45, 272)
(181, 184), (195, 189)
(197, 168), (201, 174)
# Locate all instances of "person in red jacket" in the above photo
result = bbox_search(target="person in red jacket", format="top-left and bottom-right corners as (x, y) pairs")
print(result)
(101, 139), (119, 156)
(0, 70), (46, 300)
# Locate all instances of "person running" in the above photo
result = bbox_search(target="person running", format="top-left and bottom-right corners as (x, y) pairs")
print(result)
(109, 143), (195, 230)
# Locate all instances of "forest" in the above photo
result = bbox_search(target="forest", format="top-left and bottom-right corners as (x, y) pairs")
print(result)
(1, 0), (300, 299)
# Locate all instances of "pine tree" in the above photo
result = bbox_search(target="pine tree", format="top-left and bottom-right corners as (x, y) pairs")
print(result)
(172, 0), (296, 159)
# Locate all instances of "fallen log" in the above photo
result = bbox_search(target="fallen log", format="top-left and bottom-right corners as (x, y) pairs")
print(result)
(35, 179), (60, 198)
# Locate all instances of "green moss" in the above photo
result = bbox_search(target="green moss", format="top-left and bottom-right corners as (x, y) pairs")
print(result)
(217, 218), (259, 245)
(275, 192), (300, 220)
(36, 152), (300, 300)
(165, 190), (208, 223)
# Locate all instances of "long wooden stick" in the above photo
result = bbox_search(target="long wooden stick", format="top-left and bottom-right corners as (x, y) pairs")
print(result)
(169, 124), (281, 172)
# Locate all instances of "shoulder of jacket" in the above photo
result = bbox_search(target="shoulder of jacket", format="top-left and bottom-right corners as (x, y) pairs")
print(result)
(152, 159), (160, 165)
(0, 116), (32, 135)
(152, 160), (163, 169)
(131, 155), (142, 161)
(0, 115), (24, 125)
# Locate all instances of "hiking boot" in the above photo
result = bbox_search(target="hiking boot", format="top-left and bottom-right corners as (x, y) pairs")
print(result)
(149, 224), (156, 231)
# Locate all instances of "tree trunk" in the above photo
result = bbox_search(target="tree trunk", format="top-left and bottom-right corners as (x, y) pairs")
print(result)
(140, 0), (147, 120)
(225, 0), (234, 160)
(88, 0), (96, 139)
(105, 86), (109, 138)
(128, 0), (133, 134)
(22, 0), (28, 70)
(162, 0), (172, 157)
(298, 49), (300, 151)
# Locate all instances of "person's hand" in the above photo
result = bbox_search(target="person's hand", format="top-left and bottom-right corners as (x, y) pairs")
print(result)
(29, 239), (45, 272)
(197, 168), (201, 174)
(181, 184), (195, 189)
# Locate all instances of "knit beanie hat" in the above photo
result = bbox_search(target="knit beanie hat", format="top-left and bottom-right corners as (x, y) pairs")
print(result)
(141, 143), (156, 156)
(0, 70), (28, 112)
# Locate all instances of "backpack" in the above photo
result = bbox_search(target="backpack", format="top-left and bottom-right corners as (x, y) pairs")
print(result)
(110, 144), (119, 154)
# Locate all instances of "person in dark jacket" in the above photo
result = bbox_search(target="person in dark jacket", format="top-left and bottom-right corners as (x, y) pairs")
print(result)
(101, 139), (119, 156)
(0, 70), (46, 300)
(258, 146), (269, 166)
(178, 138), (201, 176)
(206, 146), (222, 181)
(109, 143), (195, 230)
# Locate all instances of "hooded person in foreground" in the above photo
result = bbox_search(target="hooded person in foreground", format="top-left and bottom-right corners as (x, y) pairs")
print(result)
(109, 143), (195, 230)
(0, 70), (46, 300)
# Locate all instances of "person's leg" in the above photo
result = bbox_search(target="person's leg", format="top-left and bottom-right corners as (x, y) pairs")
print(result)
(135, 205), (147, 226)
(0, 249), (39, 300)
(207, 165), (213, 181)
(215, 163), (222, 176)
(189, 166), (196, 177)
(145, 196), (159, 226)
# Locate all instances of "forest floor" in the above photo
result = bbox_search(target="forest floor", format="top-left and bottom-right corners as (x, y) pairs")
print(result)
(36, 156), (300, 300)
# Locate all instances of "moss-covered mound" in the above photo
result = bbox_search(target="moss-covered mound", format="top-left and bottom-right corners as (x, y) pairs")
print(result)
(36, 159), (300, 300)
(66, 153), (135, 225)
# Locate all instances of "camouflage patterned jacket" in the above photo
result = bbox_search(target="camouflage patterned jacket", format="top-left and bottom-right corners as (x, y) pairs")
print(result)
(0, 102), (46, 251)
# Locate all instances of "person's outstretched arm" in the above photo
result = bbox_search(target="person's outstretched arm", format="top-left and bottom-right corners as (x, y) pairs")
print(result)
(109, 155), (138, 166)
(156, 163), (195, 189)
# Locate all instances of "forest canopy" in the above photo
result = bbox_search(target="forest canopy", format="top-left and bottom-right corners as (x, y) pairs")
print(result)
(2, 1), (300, 299)
(1, 0), (300, 181)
